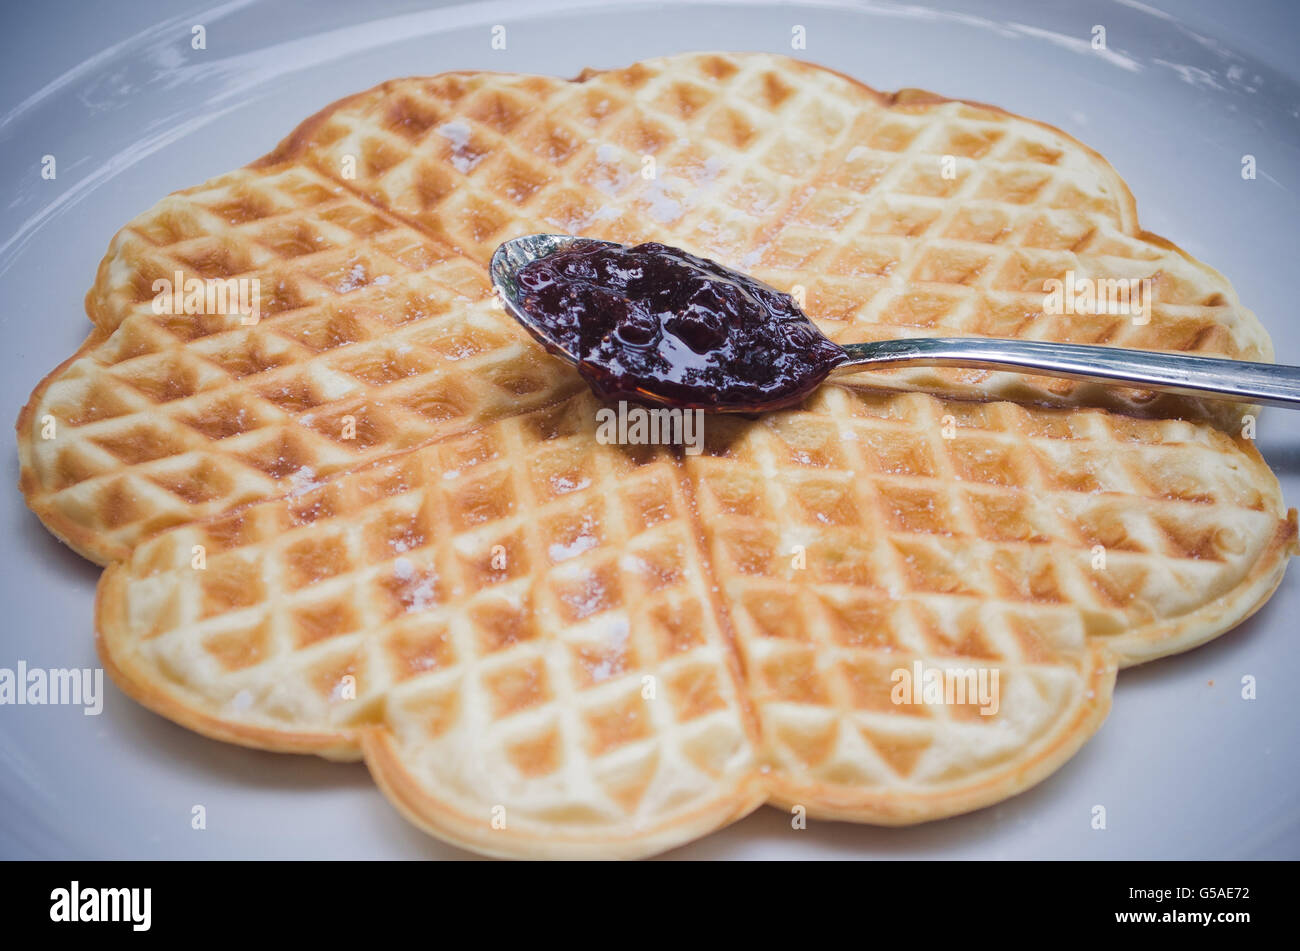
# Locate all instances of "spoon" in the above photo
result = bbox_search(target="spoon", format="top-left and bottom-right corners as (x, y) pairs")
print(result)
(491, 233), (1300, 411)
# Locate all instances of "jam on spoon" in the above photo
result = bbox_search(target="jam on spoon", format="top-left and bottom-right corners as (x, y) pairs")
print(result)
(494, 235), (1300, 413)
(511, 240), (846, 411)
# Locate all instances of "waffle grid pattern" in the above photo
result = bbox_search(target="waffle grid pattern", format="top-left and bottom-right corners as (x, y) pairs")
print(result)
(25, 165), (580, 561)
(688, 386), (1284, 799)
(106, 394), (758, 840)
(102, 386), (1292, 848)
(21, 53), (1296, 857)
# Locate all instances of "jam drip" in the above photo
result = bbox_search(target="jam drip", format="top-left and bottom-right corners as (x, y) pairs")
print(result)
(515, 241), (846, 411)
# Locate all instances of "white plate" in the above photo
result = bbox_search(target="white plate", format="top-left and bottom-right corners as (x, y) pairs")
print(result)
(2, 0), (1297, 859)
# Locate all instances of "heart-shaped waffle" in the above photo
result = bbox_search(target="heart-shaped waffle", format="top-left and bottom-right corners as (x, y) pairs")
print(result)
(19, 53), (1296, 858)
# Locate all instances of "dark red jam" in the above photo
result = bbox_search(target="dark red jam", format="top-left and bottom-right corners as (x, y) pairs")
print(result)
(514, 241), (846, 411)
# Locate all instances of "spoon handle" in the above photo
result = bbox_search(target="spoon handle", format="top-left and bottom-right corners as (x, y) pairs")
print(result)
(833, 337), (1300, 409)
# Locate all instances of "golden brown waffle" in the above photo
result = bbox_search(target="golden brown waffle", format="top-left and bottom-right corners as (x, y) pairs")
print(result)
(99, 393), (767, 856)
(97, 389), (1294, 855)
(688, 388), (1292, 819)
(20, 165), (580, 563)
(17, 52), (1298, 858)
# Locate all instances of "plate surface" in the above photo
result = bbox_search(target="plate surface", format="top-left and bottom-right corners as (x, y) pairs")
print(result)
(2, 0), (1297, 859)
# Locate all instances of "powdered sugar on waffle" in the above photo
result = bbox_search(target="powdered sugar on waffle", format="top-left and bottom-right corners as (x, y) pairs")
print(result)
(435, 120), (483, 173)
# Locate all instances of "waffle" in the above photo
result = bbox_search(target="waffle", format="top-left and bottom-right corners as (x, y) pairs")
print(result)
(688, 388), (1292, 818)
(99, 393), (768, 856)
(97, 388), (1294, 855)
(19, 165), (580, 564)
(18, 52), (1297, 858)
(20, 53), (1277, 564)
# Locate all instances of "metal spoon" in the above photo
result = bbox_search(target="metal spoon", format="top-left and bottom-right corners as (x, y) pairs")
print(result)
(491, 233), (1300, 410)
